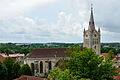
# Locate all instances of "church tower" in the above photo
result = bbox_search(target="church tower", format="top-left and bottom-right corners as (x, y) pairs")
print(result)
(83, 5), (101, 54)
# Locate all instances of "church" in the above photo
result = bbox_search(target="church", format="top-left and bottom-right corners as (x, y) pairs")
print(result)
(25, 6), (101, 77)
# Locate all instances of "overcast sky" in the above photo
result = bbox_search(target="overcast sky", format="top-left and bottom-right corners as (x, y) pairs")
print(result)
(0, 0), (120, 43)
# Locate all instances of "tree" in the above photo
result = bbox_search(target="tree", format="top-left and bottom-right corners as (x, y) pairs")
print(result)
(3, 57), (15, 80)
(0, 46), (12, 55)
(49, 47), (117, 80)
(0, 62), (8, 80)
(108, 50), (115, 59)
(20, 48), (30, 56)
(48, 68), (73, 80)
(18, 64), (32, 76)
(12, 62), (21, 78)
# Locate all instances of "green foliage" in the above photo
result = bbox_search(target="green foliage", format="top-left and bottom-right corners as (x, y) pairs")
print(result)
(108, 50), (115, 59)
(0, 62), (8, 80)
(0, 46), (13, 54)
(79, 78), (91, 80)
(101, 44), (120, 55)
(48, 68), (73, 80)
(12, 62), (21, 78)
(49, 47), (117, 80)
(19, 48), (30, 56)
(49, 68), (91, 80)
(2, 57), (33, 80)
(18, 64), (32, 76)
(3, 57), (15, 80)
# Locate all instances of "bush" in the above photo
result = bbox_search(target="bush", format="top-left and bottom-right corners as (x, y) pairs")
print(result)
(18, 64), (32, 76)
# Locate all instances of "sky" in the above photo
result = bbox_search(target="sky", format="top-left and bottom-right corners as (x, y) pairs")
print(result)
(0, 0), (120, 43)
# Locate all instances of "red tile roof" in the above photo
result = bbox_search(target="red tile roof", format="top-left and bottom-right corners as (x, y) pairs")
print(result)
(28, 48), (70, 58)
(101, 53), (109, 57)
(114, 76), (120, 80)
(14, 75), (48, 80)
(1, 54), (24, 57)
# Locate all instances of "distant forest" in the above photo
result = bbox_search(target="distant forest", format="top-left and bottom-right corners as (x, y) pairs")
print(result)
(0, 43), (120, 55)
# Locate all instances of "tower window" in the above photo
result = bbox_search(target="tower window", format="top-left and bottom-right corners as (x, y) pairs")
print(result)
(94, 34), (97, 37)
(86, 35), (88, 37)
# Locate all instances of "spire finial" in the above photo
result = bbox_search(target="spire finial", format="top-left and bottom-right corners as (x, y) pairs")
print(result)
(91, 3), (93, 10)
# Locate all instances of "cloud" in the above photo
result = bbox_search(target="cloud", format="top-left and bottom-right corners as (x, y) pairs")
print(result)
(0, 0), (56, 18)
(0, 11), (84, 43)
(0, 0), (120, 42)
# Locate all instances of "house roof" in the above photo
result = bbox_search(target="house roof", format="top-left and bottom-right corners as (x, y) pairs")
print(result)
(28, 48), (70, 58)
(0, 55), (5, 62)
(114, 76), (120, 80)
(101, 53), (109, 57)
(14, 75), (47, 80)
(1, 54), (24, 58)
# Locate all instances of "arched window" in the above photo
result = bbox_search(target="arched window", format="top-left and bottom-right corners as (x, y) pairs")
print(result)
(35, 61), (39, 73)
(49, 61), (52, 71)
(40, 61), (43, 73)
(94, 46), (96, 49)
(31, 63), (34, 74)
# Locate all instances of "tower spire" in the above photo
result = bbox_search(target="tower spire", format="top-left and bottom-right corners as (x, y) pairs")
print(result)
(83, 4), (101, 54)
(88, 3), (95, 31)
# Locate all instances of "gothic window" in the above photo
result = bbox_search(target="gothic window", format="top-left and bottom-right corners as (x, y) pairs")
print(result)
(35, 61), (39, 73)
(31, 63), (34, 74)
(86, 35), (88, 37)
(40, 61), (43, 73)
(49, 61), (52, 71)
(94, 46), (96, 49)
(89, 22), (91, 24)
(94, 39), (96, 44)
(93, 39), (95, 45)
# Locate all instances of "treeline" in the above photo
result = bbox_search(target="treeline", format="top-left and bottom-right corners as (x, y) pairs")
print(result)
(101, 47), (120, 55)
(0, 43), (32, 56)
(0, 43), (81, 55)
(101, 43), (120, 55)
(0, 43), (120, 55)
